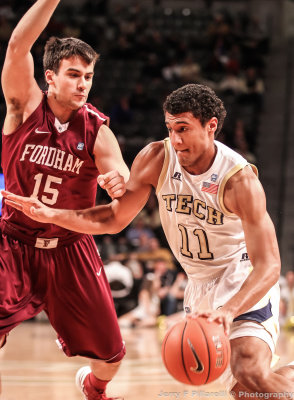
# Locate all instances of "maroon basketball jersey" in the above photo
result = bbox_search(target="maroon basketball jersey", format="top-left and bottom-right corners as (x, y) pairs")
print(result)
(1, 94), (108, 241)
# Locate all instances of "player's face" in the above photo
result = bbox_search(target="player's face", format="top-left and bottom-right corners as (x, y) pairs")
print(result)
(165, 112), (217, 175)
(46, 56), (94, 110)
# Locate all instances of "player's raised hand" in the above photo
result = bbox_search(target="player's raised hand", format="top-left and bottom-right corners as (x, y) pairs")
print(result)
(97, 170), (126, 200)
(1, 190), (54, 223)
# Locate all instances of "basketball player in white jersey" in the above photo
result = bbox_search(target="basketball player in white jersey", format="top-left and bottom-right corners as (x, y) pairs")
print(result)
(4, 84), (294, 399)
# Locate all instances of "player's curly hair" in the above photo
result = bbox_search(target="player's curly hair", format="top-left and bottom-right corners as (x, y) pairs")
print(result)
(163, 84), (227, 137)
(43, 37), (99, 74)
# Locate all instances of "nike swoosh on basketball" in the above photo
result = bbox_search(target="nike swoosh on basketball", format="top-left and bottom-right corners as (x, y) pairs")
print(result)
(35, 127), (51, 134)
(188, 338), (204, 373)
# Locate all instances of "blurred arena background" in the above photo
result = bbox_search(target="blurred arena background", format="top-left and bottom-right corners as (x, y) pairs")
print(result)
(0, 1), (294, 398)
(1, 0), (294, 270)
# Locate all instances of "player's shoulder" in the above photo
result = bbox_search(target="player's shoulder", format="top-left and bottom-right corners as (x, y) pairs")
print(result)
(82, 102), (109, 124)
(137, 140), (165, 161)
(132, 140), (165, 186)
(227, 165), (258, 188)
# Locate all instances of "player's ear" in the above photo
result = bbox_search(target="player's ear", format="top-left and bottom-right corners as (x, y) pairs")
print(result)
(45, 70), (55, 85)
(208, 117), (218, 134)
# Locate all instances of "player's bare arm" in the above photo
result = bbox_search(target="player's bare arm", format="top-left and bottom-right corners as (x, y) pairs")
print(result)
(2, 141), (165, 234)
(199, 166), (280, 332)
(94, 124), (130, 199)
(1, 0), (61, 135)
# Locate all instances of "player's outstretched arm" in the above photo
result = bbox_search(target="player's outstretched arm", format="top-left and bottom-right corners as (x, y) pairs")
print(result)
(195, 166), (281, 333)
(2, 141), (164, 235)
(2, 0), (61, 134)
(220, 166), (280, 318)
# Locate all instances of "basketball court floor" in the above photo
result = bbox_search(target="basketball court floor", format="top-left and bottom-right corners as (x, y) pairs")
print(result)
(0, 321), (294, 400)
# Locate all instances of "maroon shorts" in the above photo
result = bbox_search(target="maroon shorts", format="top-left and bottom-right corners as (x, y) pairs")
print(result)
(0, 230), (125, 362)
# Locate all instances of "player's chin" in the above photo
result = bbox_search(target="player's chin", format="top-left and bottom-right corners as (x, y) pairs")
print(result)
(72, 97), (87, 109)
(177, 157), (190, 167)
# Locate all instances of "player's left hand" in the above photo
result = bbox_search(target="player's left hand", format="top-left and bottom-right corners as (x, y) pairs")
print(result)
(189, 309), (234, 336)
(97, 170), (126, 200)
(1, 190), (54, 223)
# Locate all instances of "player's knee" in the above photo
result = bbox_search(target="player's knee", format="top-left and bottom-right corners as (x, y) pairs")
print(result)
(275, 365), (294, 382)
(232, 361), (269, 391)
(106, 360), (122, 370)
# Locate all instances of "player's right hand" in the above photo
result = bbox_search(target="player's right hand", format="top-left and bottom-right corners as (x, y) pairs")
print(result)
(1, 190), (55, 223)
(189, 309), (234, 336)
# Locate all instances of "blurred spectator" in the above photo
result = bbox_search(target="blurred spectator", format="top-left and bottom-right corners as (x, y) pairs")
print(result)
(105, 261), (134, 299)
(125, 213), (155, 248)
(159, 271), (187, 316)
(218, 69), (242, 95)
(162, 56), (202, 84)
(116, 236), (130, 254)
(98, 235), (117, 263)
(118, 258), (176, 328)
(133, 236), (176, 271)
(141, 53), (163, 81)
(233, 119), (257, 164)
(280, 270), (294, 327)
(104, 261), (136, 317)
(110, 95), (133, 126)
(129, 83), (153, 110)
(0, 15), (13, 42)
(238, 67), (265, 111)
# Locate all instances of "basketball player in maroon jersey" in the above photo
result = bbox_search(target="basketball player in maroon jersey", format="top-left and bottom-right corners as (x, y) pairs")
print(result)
(0, 1), (129, 399)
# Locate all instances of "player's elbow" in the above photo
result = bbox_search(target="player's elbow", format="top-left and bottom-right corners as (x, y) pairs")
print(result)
(7, 32), (31, 57)
(271, 261), (281, 284)
(104, 219), (127, 235)
(7, 35), (23, 54)
(265, 260), (281, 287)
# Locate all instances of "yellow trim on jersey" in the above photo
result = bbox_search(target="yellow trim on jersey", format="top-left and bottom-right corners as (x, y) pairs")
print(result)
(218, 163), (258, 216)
(218, 163), (248, 216)
(156, 138), (170, 195)
(271, 353), (280, 368)
(250, 163), (258, 177)
(262, 316), (279, 346)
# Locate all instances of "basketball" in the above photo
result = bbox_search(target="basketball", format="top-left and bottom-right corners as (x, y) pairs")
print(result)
(161, 317), (230, 385)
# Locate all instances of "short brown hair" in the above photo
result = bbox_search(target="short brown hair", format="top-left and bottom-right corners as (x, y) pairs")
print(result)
(43, 36), (99, 74)
(163, 84), (227, 137)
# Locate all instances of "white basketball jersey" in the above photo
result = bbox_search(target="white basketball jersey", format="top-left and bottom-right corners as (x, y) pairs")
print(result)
(156, 138), (279, 327)
(157, 138), (251, 280)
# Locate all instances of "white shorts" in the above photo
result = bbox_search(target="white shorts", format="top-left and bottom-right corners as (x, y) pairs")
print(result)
(184, 278), (280, 393)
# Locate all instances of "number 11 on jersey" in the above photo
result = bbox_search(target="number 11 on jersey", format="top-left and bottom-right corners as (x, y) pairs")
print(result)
(178, 224), (214, 260)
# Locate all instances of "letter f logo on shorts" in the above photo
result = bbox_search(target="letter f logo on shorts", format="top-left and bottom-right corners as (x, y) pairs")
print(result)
(188, 338), (204, 373)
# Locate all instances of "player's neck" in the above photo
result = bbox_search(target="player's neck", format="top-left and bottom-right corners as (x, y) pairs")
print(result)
(47, 93), (77, 124)
(183, 144), (217, 176)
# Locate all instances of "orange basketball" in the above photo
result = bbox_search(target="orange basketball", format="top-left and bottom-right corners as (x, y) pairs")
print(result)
(161, 317), (230, 385)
